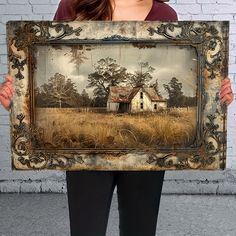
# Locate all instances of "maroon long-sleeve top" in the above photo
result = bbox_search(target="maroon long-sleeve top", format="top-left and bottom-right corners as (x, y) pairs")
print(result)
(53, 0), (178, 21)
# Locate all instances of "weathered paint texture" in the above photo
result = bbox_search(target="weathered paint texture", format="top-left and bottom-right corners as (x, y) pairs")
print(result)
(7, 21), (228, 171)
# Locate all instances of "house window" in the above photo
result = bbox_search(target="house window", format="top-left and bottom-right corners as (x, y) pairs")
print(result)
(140, 92), (143, 99)
(140, 102), (143, 109)
(154, 104), (157, 110)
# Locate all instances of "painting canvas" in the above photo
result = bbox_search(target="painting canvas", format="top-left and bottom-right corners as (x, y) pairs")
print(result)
(34, 44), (197, 149)
(7, 21), (229, 170)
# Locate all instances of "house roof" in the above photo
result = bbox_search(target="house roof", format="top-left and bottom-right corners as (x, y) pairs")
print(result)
(108, 86), (132, 103)
(108, 86), (166, 103)
(144, 88), (166, 102)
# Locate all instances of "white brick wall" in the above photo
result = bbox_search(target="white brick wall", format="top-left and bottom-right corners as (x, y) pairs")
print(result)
(0, 0), (236, 193)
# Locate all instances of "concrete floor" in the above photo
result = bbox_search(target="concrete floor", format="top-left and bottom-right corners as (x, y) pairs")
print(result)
(0, 194), (236, 236)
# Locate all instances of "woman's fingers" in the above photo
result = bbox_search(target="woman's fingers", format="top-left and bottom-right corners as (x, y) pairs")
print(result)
(0, 91), (11, 110)
(219, 77), (233, 106)
(225, 95), (233, 106)
(0, 95), (11, 110)
(0, 82), (14, 111)
(221, 79), (231, 91)
(1, 76), (15, 97)
(0, 75), (14, 111)
(220, 93), (234, 105)
(0, 88), (11, 99)
(220, 86), (232, 98)
(4, 83), (14, 97)
(222, 77), (230, 82)
(4, 74), (14, 84)
(0, 84), (13, 99)
(222, 77), (230, 83)
(221, 82), (231, 92)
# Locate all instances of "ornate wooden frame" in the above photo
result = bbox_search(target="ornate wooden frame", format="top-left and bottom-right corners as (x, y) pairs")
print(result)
(7, 21), (229, 170)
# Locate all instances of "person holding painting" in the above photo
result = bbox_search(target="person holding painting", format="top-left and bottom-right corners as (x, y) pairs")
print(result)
(0, 0), (234, 235)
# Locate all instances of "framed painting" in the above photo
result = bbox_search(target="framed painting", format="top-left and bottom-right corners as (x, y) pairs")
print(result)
(7, 21), (229, 170)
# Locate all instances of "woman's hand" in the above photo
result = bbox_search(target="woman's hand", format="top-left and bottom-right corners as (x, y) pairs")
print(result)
(0, 75), (15, 111)
(220, 77), (234, 106)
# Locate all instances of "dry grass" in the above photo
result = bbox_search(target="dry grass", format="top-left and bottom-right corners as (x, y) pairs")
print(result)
(35, 107), (197, 149)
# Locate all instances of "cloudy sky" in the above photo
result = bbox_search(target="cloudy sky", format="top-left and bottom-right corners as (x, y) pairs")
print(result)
(33, 43), (198, 99)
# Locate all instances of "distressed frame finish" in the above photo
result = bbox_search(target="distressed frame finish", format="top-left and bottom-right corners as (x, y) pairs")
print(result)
(7, 21), (229, 170)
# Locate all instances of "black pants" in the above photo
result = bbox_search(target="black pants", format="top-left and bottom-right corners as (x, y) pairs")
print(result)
(66, 170), (165, 236)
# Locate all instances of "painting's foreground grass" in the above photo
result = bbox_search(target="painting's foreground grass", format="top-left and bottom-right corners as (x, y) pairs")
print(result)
(35, 108), (197, 149)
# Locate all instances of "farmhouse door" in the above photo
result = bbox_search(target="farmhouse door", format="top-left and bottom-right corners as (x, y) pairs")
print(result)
(118, 103), (130, 113)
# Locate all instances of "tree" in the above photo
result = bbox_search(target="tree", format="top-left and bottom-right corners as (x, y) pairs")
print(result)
(163, 77), (184, 107)
(80, 89), (91, 107)
(150, 78), (161, 97)
(128, 62), (155, 87)
(182, 95), (197, 107)
(36, 73), (80, 108)
(87, 57), (128, 105)
(69, 45), (89, 72)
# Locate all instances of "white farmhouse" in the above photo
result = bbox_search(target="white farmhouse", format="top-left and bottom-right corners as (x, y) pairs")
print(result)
(107, 85), (167, 113)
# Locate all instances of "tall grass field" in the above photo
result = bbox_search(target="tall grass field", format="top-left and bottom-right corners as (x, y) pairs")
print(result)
(35, 107), (197, 149)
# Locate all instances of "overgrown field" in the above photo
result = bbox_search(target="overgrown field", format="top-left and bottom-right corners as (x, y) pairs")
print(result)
(35, 107), (197, 149)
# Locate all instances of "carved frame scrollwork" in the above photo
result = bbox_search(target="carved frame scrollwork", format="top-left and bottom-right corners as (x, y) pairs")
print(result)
(7, 21), (229, 170)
